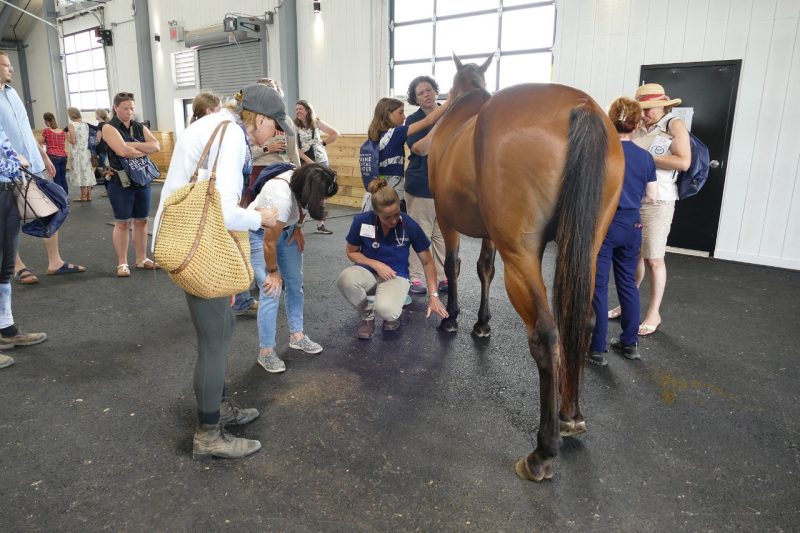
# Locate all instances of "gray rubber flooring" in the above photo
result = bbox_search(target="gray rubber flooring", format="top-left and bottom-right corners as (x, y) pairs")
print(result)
(2, 183), (798, 531)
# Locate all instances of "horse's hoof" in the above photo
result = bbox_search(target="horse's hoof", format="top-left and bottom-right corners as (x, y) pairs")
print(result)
(471, 322), (491, 338)
(559, 419), (587, 437)
(514, 455), (554, 482)
(438, 318), (458, 333)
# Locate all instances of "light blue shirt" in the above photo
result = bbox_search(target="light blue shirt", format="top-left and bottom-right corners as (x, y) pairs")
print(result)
(0, 84), (44, 174)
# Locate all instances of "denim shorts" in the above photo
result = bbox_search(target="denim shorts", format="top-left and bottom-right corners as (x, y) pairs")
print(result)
(107, 180), (152, 221)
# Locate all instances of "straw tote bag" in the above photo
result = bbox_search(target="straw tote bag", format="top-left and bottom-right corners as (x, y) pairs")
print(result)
(154, 121), (254, 298)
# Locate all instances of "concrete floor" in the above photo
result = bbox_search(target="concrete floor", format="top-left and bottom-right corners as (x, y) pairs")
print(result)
(2, 183), (799, 531)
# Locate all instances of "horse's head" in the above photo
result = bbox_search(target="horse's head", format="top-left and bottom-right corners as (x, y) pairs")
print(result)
(451, 53), (493, 99)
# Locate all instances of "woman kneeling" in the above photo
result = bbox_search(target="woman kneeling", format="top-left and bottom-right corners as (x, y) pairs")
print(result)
(337, 179), (447, 339)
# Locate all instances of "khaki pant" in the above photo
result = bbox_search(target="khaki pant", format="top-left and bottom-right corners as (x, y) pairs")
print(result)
(406, 193), (445, 283)
(337, 265), (410, 321)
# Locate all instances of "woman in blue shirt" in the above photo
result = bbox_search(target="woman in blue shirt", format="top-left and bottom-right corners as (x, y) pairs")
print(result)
(360, 96), (450, 212)
(588, 97), (659, 366)
(338, 179), (448, 339)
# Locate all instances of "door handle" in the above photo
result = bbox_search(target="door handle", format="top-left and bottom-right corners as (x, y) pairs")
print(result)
(710, 160), (721, 169)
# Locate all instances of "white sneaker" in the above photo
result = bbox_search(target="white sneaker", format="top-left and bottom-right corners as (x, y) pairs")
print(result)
(288, 334), (323, 354)
(257, 351), (286, 373)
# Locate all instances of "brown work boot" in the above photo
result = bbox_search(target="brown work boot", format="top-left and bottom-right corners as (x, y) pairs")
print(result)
(0, 353), (15, 369)
(356, 319), (375, 339)
(382, 319), (400, 332)
(219, 397), (260, 427)
(0, 331), (47, 347)
(192, 424), (261, 461)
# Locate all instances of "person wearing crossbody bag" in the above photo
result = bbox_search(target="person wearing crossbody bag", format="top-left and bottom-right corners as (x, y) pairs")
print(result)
(102, 92), (161, 277)
(152, 84), (284, 461)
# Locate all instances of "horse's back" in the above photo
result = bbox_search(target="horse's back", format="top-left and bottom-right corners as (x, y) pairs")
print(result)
(474, 84), (623, 247)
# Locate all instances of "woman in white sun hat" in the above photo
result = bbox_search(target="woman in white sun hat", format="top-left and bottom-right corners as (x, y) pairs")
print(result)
(609, 83), (690, 337)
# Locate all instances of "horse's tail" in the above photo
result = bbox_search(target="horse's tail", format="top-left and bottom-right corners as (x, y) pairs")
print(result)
(553, 106), (608, 406)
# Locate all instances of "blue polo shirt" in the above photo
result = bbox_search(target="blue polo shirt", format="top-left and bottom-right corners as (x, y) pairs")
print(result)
(0, 84), (45, 175)
(404, 106), (437, 198)
(620, 141), (657, 209)
(345, 211), (430, 279)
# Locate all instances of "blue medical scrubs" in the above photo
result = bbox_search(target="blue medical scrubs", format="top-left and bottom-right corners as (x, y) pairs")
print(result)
(591, 141), (657, 351)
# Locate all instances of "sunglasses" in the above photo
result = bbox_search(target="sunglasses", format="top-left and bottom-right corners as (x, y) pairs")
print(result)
(326, 170), (338, 195)
(115, 92), (135, 99)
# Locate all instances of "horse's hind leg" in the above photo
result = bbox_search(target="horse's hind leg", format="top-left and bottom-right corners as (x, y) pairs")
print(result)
(502, 251), (560, 481)
(438, 220), (461, 332)
(472, 238), (496, 338)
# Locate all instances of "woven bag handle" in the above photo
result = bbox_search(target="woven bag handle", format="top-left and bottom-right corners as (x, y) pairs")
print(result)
(207, 121), (231, 193)
(189, 120), (230, 184)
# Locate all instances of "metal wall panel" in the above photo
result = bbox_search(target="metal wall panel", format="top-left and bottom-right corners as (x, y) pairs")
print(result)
(198, 41), (264, 99)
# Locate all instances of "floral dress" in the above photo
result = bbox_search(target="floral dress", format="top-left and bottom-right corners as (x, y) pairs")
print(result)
(68, 121), (94, 187)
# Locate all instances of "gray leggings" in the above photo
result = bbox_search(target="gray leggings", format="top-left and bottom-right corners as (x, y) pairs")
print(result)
(184, 293), (234, 425)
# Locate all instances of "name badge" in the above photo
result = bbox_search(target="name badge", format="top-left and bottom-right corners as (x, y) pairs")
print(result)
(360, 223), (376, 238)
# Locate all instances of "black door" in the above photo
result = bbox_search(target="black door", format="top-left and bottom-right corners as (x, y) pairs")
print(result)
(640, 60), (741, 255)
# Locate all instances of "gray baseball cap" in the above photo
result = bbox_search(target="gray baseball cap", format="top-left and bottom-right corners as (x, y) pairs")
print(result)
(240, 84), (293, 134)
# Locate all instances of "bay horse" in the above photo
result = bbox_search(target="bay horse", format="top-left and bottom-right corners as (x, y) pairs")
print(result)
(427, 55), (624, 481)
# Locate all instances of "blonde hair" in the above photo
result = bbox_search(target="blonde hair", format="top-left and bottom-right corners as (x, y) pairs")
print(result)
(368, 97), (403, 142)
(608, 97), (642, 134)
(95, 108), (110, 121)
(67, 107), (82, 121)
(368, 179), (399, 211)
(191, 92), (221, 123)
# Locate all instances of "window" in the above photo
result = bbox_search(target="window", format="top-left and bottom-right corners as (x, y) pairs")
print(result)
(63, 28), (109, 111)
(389, 1), (556, 97)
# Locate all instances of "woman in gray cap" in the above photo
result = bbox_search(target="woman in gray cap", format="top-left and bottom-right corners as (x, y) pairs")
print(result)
(152, 84), (290, 461)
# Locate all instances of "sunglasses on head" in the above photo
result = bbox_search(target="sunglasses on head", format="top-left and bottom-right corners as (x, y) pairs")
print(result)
(116, 92), (134, 99)
(326, 170), (338, 195)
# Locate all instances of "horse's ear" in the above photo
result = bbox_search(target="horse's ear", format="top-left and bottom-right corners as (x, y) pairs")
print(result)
(453, 52), (464, 71)
(479, 53), (493, 74)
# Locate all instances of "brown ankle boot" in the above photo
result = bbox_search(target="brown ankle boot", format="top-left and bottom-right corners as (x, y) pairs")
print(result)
(192, 424), (261, 461)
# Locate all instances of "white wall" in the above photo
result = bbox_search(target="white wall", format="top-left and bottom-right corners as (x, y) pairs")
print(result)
(295, 0), (387, 133)
(553, 0), (800, 270)
(25, 20), (57, 129)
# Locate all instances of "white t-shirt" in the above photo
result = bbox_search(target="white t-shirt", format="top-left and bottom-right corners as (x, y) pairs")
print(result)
(248, 170), (300, 226)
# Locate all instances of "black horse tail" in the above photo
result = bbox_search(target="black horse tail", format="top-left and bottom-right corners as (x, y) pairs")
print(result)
(553, 106), (608, 407)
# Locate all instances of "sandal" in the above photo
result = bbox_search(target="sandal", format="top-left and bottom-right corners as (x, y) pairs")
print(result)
(47, 262), (86, 275)
(638, 323), (659, 337)
(14, 268), (39, 284)
(608, 306), (622, 319)
(135, 258), (159, 270)
(116, 264), (131, 277)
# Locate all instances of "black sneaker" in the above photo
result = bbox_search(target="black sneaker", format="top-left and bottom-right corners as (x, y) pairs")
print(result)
(610, 339), (640, 360)
(315, 224), (333, 235)
(587, 351), (608, 366)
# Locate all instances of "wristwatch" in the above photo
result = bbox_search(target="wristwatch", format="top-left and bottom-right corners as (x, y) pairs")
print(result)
(430, 292), (439, 299)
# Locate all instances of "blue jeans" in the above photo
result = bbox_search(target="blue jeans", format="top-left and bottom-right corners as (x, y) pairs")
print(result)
(50, 155), (68, 194)
(233, 229), (265, 311)
(107, 181), (152, 220)
(257, 226), (303, 349)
